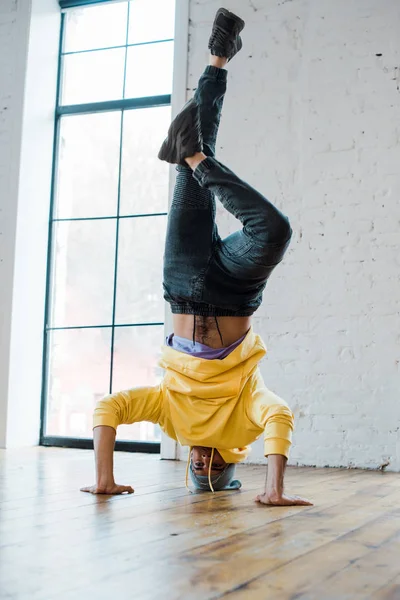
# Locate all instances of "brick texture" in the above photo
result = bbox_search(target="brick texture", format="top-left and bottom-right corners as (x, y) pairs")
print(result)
(188, 0), (400, 470)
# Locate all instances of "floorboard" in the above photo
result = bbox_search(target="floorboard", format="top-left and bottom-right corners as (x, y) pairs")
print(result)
(0, 448), (399, 600)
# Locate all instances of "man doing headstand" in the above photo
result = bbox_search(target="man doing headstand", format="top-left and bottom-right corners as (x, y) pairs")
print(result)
(82, 8), (311, 506)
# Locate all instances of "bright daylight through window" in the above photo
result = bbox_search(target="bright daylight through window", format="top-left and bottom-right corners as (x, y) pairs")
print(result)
(42, 0), (176, 447)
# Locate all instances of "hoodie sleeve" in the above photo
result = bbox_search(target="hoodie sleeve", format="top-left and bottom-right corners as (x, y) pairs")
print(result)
(248, 377), (294, 459)
(93, 385), (163, 431)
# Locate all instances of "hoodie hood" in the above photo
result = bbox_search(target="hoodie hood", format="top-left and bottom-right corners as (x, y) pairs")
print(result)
(159, 326), (266, 398)
(158, 327), (267, 463)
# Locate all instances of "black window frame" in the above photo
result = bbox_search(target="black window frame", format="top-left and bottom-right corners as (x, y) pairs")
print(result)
(41, 1), (175, 453)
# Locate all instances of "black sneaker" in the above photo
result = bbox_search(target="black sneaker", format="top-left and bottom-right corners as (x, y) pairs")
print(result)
(208, 8), (245, 62)
(158, 99), (203, 165)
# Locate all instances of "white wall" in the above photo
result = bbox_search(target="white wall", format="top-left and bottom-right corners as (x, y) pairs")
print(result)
(188, 0), (400, 470)
(1, 0), (399, 468)
(0, 0), (31, 447)
(0, 0), (60, 447)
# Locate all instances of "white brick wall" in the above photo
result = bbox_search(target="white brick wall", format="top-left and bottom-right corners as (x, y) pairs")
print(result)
(188, 0), (400, 470)
(1, 0), (398, 466)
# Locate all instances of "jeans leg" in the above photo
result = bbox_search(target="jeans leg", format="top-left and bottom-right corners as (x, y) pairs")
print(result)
(163, 67), (227, 304)
(194, 66), (227, 157)
(163, 166), (218, 302)
(193, 156), (292, 268)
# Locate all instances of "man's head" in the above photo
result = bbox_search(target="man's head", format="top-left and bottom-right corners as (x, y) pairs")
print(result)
(189, 446), (242, 492)
(191, 446), (226, 476)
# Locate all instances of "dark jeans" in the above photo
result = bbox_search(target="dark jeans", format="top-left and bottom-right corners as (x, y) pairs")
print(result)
(163, 66), (292, 317)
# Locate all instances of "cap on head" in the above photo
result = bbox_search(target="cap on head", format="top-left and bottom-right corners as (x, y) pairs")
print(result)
(189, 462), (242, 492)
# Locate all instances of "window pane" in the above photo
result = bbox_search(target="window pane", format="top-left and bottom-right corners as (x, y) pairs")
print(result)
(50, 220), (116, 328)
(56, 112), (121, 219)
(115, 216), (166, 324)
(112, 325), (163, 442)
(115, 217), (167, 324)
(124, 42), (174, 99)
(61, 48), (125, 105)
(64, 3), (128, 53)
(128, 0), (175, 44)
(120, 107), (170, 216)
(45, 328), (111, 437)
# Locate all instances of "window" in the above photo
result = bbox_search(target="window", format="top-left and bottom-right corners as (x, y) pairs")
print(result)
(41, 0), (176, 451)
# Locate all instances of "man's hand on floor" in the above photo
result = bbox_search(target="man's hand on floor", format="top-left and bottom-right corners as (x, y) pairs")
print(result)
(258, 455), (313, 506)
(255, 491), (312, 506)
(80, 483), (134, 495)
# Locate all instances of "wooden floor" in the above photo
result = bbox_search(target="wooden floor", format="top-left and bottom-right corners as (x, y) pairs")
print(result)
(1, 449), (400, 600)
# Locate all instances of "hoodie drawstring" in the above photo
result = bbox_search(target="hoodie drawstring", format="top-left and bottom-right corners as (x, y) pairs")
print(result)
(186, 446), (216, 494)
(208, 448), (215, 493)
(185, 448), (193, 493)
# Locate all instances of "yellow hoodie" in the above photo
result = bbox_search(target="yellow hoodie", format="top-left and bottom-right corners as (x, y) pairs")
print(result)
(93, 327), (294, 463)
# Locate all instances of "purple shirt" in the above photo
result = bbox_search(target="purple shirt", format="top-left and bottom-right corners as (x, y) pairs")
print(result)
(165, 331), (247, 360)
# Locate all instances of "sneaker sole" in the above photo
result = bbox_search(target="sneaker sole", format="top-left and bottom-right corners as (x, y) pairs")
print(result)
(213, 7), (245, 34)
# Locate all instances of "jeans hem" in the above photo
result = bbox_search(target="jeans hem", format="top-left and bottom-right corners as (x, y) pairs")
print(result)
(203, 65), (228, 82)
(193, 156), (218, 185)
(169, 301), (256, 317)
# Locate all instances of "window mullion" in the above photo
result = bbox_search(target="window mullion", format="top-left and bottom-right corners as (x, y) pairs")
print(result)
(108, 0), (131, 395)
(57, 94), (171, 116)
